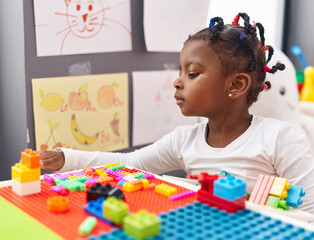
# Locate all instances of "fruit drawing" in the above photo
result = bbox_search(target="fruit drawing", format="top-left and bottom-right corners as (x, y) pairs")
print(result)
(110, 112), (120, 137)
(41, 120), (62, 150)
(71, 114), (99, 145)
(69, 83), (89, 110)
(97, 82), (119, 109)
(40, 89), (64, 111)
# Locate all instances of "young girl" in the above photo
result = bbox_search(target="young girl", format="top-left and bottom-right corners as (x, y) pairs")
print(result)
(40, 13), (314, 214)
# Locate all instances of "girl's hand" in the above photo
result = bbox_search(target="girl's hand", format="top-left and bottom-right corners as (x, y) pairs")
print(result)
(39, 150), (65, 171)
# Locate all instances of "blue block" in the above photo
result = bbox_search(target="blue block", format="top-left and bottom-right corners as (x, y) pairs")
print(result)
(213, 175), (246, 200)
(87, 201), (314, 240)
(286, 185), (305, 208)
(84, 197), (117, 226)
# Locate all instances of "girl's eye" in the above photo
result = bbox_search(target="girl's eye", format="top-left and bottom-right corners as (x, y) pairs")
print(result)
(188, 73), (199, 79)
(76, 4), (81, 11)
(88, 4), (93, 11)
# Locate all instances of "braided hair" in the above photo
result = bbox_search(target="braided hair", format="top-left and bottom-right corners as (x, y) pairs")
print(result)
(186, 13), (285, 106)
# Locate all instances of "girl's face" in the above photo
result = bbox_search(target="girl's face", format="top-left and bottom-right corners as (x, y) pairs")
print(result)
(174, 40), (230, 118)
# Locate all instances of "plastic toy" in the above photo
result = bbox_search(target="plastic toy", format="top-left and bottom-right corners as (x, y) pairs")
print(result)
(300, 66), (314, 102)
(213, 175), (246, 200)
(47, 196), (69, 213)
(155, 183), (178, 197)
(78, 217), (97, 236)
(87, 183), (124, 202)
(91, 201), (314, 240)
(291, 45), (308, 69)
(11, 149), (41, 196)
(265, 195), (289, 210)
(123, 210), (161, 240)
(196, 173), (246, 213)
(249, 174), (275, 205)
(269, 177), (291, 200)
(285, 185), (306, 208)
(103, 196), (129, 225)
(169, 190), (195, 201)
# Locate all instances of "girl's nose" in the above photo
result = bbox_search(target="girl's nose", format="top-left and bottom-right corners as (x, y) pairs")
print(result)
(174, 77), (183, 89)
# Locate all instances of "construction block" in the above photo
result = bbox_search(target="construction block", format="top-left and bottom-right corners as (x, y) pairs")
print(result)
(286, 185), (305, 208)
(43, 174), (55, 184)
(92, 201), (314, 240)
(11, 163), (40, 183)
(123, 182), (143, 193)
(169, 190), (196, 201)
(123, 210), (161, 240)
(265, 195), (289, 210)
(84, 197), (116, 226)
(51, 185), (70, 196)
(47, 196), (69, 212)
(103, 196), (129, 225)
(155, 183), (177, 197)
(78, 216), (97, 236)
(249, 174), (275, 205)
(58, 179), (86, 192)
(269, 177), (291, 199)
(213, 175), (246, 200)
(21, 149), (40, 169)
(11, 179), (41, 196)
(197, 189), (246, 213)
(87, 183), (124, 202)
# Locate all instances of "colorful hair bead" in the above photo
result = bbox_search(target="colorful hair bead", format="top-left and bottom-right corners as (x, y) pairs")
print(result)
(263, 65), (271, 73)
(209, 18), (214, 28)
(263, 45), (269, 51)
(240, 33), (245, 40)
(232, 15), (240, 25)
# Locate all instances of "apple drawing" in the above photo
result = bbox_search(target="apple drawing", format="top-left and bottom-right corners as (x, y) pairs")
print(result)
(69, 83), (89, 110)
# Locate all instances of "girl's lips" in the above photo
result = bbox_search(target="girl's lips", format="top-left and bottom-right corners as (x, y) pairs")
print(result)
(174, 94), (185, 105)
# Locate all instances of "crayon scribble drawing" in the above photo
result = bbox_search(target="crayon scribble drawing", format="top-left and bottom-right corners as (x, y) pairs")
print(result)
(33, 0), (132, 56)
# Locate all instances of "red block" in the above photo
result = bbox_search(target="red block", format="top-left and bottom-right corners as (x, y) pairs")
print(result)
(197, 189), (246, 213)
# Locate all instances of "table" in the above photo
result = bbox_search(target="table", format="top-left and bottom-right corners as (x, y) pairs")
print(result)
(1, 166), (314, 240)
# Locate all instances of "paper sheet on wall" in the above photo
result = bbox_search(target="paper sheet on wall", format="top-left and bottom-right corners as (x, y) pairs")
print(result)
(144, 0), (209, 52)
(132, 71), (199, 146)
(33, 0), (132, 56)
(207, 0), (285, 48)
(32, 73), (129, 152)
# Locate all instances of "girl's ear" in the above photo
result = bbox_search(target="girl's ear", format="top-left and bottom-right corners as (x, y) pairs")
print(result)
(227, 73), (251, 98)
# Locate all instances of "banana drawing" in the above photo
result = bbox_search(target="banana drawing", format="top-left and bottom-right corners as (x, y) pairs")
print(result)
(71, 114), (99, 145)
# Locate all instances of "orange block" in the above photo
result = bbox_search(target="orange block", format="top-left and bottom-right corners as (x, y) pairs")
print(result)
(47, 196), (69, 213)
(21, 149), (40, 169)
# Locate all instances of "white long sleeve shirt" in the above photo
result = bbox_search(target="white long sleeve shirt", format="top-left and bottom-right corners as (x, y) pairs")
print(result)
(58, 116), (314, 213)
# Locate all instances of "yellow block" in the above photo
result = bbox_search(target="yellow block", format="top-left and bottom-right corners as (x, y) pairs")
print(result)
(11, 163), (40, 183)
(155, 183), (177, 197)
(123, 182), (143, 192)
(269, 177), (291, 199)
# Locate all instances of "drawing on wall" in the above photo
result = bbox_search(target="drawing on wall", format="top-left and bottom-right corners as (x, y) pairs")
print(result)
(32, 73), (129, 152)
(132, 71), (199, 146)
(144, 0), (209, 52)
(33, 0), (132, 56)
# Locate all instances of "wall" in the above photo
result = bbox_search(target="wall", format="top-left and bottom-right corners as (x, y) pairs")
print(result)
(283, 0), (314, 69)
(0, 1), (28, 180)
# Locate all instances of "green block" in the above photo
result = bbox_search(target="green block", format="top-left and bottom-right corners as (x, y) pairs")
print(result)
(123, 210), (161, 240)
(53, 177), (61, 185)
(75, 176), (88, 183)
(266, 195), (289, 210)
(103, 196), (128, 225)
(0, 196), (64, 240)
(58, 179), (86, 192)
(134, 173), (145, 179)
